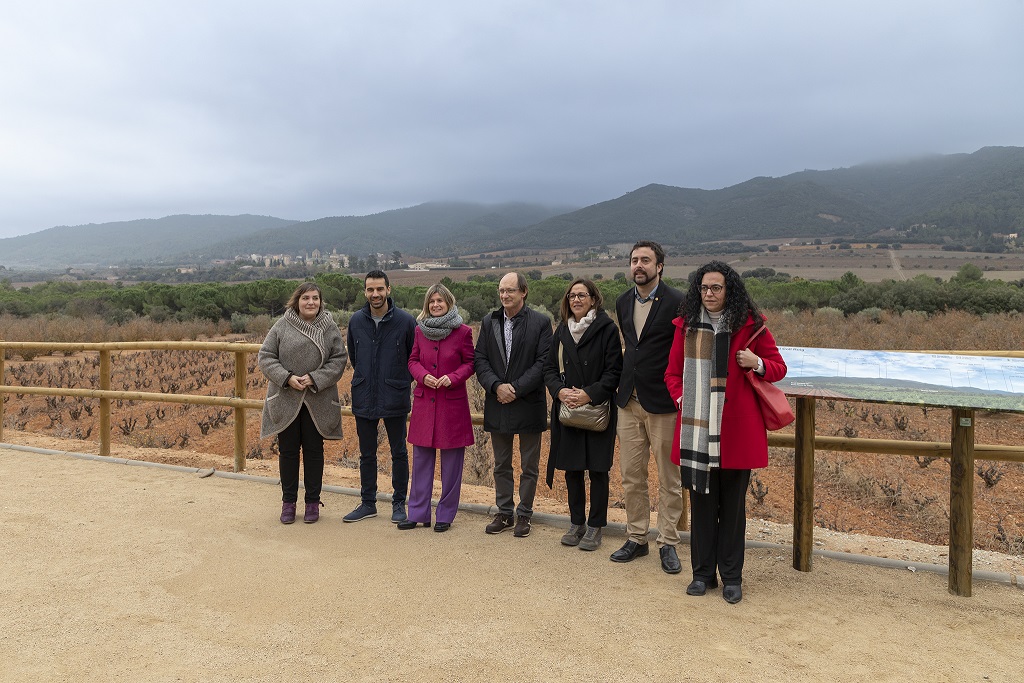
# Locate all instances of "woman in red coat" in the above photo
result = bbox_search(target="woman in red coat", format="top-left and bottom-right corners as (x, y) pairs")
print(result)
(399, 284), (475, 532)
(664, 261), (786, 604)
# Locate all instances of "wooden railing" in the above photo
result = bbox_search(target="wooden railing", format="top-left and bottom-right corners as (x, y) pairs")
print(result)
(2, 340), (1022, 596)
(0, 341), (267, 472)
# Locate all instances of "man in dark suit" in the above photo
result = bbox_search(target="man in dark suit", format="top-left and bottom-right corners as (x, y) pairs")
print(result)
(475, 272), (553, 538)
(610, 241), (687, 575)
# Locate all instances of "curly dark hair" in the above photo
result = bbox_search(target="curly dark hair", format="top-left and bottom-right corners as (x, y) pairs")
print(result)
(679, 260), (763, 333)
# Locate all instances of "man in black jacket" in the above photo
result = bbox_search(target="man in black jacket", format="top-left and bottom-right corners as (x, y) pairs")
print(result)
(343, 270), (417, 524)
(610, 241), (687, 575)
(475, 272), (553, 538)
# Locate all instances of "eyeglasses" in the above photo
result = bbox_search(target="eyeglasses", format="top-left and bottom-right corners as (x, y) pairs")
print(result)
(699, 284), (724, 295)
(567, 292), (591, 301)
(498, 288), (521, 296)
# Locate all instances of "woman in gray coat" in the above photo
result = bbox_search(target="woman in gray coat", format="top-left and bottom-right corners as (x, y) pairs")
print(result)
(259, 283), (347, 524)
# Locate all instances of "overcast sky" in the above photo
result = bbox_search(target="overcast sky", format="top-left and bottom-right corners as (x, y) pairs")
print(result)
(1, 1), (1022, 239)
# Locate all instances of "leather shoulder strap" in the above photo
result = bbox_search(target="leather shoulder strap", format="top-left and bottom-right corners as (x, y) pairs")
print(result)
(744, 323), (767, 351)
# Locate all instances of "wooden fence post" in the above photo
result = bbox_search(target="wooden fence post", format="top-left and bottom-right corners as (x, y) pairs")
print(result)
(793, 397), (816, 572)
(0, 349), (5, 442)
(233, 351), (247, 472)
(949, 407), (975, 597)
(99, 350), (111, 457)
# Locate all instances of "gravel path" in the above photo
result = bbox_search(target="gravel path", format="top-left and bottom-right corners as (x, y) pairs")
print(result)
(2, 447), (1022, 682)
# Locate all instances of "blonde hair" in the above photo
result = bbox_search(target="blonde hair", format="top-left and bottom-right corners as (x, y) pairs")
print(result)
(418, 283), (458, 321)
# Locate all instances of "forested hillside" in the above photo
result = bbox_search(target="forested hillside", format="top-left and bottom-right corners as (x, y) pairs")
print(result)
(193, 202), (576, 260)
(0, 215), (297, 269)
(486, 147), (1024, 251)
(3, 147), (1022, 268)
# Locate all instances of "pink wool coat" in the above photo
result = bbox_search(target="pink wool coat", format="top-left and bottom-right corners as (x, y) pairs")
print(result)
(664, 314), (787, 470)
(407, 324), (476, 449)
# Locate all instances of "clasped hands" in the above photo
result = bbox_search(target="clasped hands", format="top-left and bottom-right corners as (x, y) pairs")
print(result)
(422, 374), (452, 389)
(287, 374), (314, 391)
(558, 387), (591, 409)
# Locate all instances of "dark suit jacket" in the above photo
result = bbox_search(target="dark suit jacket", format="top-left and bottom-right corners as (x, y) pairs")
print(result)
(614, 281), (685, 414)
(474, 306), (553, 434)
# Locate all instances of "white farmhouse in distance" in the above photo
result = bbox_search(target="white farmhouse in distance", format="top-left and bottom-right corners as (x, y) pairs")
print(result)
(407, 262), (450, 271)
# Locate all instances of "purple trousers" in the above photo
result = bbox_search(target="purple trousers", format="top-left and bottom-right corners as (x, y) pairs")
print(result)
(408, 445), (465, 524)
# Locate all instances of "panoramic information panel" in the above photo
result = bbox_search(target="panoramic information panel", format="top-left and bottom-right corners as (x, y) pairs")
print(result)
(778, 347), (1024, 413)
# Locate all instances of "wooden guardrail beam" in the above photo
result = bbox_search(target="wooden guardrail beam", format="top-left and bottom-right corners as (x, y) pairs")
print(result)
(0, 385), (264, 410)
(0, 341), (262, 353)
(767, 433), (1024, 463)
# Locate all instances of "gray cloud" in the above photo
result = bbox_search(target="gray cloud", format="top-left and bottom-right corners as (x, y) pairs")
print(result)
(1, 0), (1022, 238)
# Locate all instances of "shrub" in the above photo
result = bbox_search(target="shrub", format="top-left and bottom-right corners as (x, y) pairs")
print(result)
(246, 314), (273, 338)
(858, 307), (884, 323)
(230, 312), (250, 334)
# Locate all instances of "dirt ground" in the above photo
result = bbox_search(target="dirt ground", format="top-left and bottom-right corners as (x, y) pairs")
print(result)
(1, 446), (1021, 683)
(5, 428), (1023, 578)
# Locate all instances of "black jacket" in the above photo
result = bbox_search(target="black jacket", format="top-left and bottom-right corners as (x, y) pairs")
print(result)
(346, 298), (417, 419)
(543, 310), (622, 485)
(474, 305), (553, 434)
(614, 282), (685, 414)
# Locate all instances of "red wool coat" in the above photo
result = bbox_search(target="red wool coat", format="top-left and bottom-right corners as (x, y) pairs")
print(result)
(664, 314), (787, 470)
(407, 324), (476, 449)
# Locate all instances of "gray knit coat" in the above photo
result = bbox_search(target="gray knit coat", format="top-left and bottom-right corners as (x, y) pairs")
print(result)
(258, 311), (348, 440)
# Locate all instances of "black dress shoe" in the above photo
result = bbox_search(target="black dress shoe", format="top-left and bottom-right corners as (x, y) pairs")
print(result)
(434, 522), (451, 533)
(723, 584), (743, 604)
(685, 578), (720, 596)
(659, 545), (682, 574)
(610, 540), (650, 563)
(397, 520), (430, 530)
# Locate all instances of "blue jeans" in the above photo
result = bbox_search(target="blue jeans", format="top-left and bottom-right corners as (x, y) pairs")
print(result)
(354, 415), (409, 506)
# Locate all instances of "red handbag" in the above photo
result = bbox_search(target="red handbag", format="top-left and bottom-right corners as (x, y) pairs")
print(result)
(744, 325), (794, 431)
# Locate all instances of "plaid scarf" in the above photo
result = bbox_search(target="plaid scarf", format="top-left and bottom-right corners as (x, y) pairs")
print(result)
(678, 308), (730, 494)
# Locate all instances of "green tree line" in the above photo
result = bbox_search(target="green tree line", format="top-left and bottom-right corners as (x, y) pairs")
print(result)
(2, 265), (1023, 326)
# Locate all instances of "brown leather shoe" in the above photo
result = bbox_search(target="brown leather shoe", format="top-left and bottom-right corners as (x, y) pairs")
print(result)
(512, 515), (532, 538)
(485, 513), (514, 534)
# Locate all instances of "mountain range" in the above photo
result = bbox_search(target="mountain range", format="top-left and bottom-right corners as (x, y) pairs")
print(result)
(2, 146), (1021, 269)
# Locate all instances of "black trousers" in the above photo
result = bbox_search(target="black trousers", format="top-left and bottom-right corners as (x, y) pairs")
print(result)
(354, 415), (409, 505)
(688, 468), (751, 585)
(277, 404), (324, 504)
(565, 470), (609, 528)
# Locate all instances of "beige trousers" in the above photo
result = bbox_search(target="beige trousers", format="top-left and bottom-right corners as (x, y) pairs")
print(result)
(616, 398), (687, 547)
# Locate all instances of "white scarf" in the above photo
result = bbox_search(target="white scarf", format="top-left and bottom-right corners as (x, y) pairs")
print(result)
(567, 308), (597, 343)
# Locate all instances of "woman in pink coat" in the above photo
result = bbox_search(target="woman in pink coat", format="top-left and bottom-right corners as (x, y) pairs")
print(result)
(398, 284), (475, 532)
(665, 261), (786, 604)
